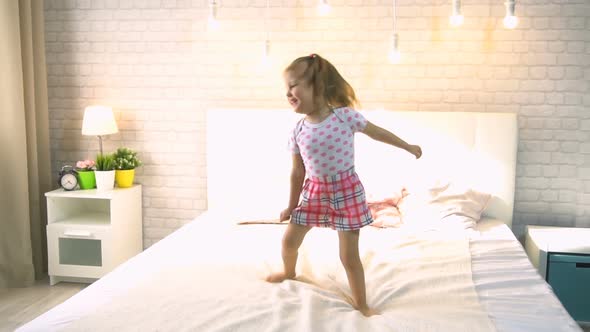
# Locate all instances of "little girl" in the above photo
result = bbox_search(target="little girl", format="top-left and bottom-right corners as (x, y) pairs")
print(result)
(266, 54), (422, 317)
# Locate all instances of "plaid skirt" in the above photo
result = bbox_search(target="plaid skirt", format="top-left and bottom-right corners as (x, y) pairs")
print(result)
(291, 167), (373, 231)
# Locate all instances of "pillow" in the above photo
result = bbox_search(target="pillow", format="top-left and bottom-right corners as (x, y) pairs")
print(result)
(431, 186), (491, 220)
(368, 198), (403, 228)
(366, 186), (408, 228)
(398, 181), (491, 230)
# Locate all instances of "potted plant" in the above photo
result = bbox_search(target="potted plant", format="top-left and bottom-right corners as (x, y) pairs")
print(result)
(113, 147), (142, 188)
(95, 153), (116, 191)
(75, 159), (96, 190)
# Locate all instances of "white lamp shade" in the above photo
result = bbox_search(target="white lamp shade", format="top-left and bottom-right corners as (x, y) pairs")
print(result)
(82, 106), (118, 136)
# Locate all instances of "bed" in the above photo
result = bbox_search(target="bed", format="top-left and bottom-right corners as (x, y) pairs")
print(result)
(18, 109), (582, 332)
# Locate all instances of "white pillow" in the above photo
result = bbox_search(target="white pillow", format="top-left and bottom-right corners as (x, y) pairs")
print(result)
(433, 186), (491, 219)
(398, 182), (491, 230)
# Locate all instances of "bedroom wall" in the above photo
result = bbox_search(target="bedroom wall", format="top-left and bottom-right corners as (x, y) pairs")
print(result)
(43, 0), (589, 246)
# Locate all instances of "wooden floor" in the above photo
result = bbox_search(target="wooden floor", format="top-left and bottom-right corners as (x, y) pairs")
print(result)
(0, 277), (86, 332)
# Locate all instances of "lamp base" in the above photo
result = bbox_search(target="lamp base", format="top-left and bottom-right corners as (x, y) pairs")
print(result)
(98, 135), (104, 155)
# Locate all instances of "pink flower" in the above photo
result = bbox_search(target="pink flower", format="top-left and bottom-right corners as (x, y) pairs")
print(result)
(76, 159), (95, 170)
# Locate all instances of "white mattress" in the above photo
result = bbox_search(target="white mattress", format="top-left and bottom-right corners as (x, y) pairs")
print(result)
(18, 214), (581, 332)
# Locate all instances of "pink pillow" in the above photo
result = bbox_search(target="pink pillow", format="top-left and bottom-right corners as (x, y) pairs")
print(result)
(368, 199), (403, 228)
(366, 187), (408, 228)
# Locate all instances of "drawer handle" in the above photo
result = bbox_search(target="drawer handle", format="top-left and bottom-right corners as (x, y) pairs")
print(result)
(576, 263), (590, 269)
(63, 230), (93, 238)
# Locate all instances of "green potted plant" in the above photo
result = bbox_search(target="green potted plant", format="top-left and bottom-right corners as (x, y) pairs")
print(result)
(75, 159), (96, 189)
(95, 153), (115, 191)
(113, 147), (142, 188)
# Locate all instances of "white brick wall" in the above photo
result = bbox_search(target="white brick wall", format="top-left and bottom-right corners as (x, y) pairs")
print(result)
(44, 0), (590, 246)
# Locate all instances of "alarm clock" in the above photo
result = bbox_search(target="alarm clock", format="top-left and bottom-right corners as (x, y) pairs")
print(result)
(58, 165), (78, 191)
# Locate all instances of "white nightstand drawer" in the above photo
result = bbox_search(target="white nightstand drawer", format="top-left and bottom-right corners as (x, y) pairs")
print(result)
(47, 223), (112, 279)
(45, 185), (142, 285)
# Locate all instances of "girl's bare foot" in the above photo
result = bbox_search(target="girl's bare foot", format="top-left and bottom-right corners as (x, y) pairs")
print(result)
(353, 302), (379, 317)
(358, 306), (379, 317)
(265, 272), (295, 283)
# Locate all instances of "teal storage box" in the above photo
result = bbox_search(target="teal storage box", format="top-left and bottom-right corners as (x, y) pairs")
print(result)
(547, 253), (590, 322)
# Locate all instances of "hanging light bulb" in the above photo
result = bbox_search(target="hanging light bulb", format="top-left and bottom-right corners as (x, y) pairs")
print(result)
(259, 0), (271, 70)
(262, 39), (270, 63)
(318, 0), (331, 16)
(257, 39), (275, 73)
(207, 0), (220, 31)
(449, 0), (464, 27)
(388, 33), (401, 64)
(503, 0), (518, 29)
(388, 0), (400, 64)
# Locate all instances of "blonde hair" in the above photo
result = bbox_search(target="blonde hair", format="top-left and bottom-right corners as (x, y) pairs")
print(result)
(285, 54), (359, 109)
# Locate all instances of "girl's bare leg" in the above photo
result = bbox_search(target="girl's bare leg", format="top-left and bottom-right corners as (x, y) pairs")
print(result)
(338, 229), (378, 317)
(266, 223), (311, 282)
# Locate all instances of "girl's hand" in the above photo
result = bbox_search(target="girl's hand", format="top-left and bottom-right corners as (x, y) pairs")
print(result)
(280, 208), (293, 222)
(408, 144), (422, 159)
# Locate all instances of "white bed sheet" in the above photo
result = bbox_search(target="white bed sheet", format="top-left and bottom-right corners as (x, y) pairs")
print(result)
(471, 219), (581, 332)
(18, 214), (581, 332)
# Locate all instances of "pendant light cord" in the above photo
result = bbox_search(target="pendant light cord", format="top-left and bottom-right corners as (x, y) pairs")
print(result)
(265, 0), (270, 41)
(392, 0), (396, 33)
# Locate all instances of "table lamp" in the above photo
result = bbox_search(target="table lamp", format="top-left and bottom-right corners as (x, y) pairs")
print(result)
(82, 105), (118, 155)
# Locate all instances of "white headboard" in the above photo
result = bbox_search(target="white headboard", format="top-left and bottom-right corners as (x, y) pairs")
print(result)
(206, 109), (518, 228)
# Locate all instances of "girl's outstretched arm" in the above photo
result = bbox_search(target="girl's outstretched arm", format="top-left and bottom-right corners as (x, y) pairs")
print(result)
(362, 121), (422, 159)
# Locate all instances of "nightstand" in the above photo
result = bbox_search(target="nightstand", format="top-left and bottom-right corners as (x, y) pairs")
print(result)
(525, 225), (590, 323)
(45, 185), (142, 285)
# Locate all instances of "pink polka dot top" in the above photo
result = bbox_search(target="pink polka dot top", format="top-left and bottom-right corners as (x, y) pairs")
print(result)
(288, 107), (368, 177)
